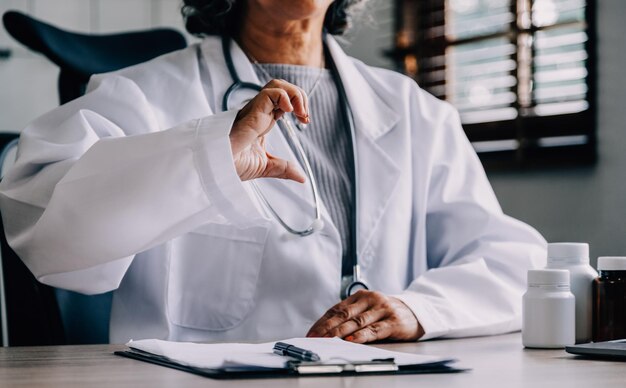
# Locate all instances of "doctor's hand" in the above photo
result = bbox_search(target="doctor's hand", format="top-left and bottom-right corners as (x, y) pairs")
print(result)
(306, 290), (425, 344)
(229, 79), (309, 183)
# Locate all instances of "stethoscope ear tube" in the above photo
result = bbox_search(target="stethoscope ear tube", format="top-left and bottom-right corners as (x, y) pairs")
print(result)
(325, 43), (368, 300)
(220, 35), (263, 111)
(221, 81), (259, 111)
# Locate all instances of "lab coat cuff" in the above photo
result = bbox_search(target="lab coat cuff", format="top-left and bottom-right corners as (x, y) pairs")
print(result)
(391, 291), (451, 341)
(192, 110), (260, 224)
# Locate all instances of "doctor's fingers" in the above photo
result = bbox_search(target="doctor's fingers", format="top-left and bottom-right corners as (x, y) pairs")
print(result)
(263, 79), (309, 123)
(324, 308), (388, 340)
(306, 290), (383, 337)
(348, 303), (423, 343)
(324, 291), (397, 339)
(232, 88), (291, 142)
(263, 152), (306, 183)
(258, 88), (295, 122)
(233, 84), (307, 142)
(345, 297), (423, 343)
(346, 320), (395, 344)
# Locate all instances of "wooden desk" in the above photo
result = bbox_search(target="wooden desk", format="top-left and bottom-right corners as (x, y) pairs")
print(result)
(0, 333), (624, 387)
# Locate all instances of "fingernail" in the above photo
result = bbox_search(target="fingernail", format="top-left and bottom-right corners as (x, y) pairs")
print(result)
(345, 335), (355, 342)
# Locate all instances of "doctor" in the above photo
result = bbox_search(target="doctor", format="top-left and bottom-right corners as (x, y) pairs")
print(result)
(0, 0), (546, 344)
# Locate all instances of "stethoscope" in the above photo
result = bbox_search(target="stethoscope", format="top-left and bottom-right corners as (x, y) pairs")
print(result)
(220, 35), (369, 299)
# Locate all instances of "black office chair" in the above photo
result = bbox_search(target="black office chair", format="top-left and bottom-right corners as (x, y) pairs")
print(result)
(3, 10), (187, 104)
(0, 11), (187, 345)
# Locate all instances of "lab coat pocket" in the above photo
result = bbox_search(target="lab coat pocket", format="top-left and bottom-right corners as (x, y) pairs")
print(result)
(167, 223), (269, 331)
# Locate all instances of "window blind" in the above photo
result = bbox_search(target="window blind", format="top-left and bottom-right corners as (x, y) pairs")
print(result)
(393, 0), (596, 166)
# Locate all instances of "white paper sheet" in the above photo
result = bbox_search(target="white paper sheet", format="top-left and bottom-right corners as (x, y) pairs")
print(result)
(126, 337), (452, 370)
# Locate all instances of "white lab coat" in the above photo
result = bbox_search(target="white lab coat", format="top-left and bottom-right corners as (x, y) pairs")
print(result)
(0, 36), (546, 344)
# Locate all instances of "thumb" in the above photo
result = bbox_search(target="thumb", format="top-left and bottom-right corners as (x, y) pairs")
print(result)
(262, 152), (306, 183)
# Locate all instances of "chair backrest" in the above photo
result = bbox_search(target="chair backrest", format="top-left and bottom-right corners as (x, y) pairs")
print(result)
(2, 10), (187, 104)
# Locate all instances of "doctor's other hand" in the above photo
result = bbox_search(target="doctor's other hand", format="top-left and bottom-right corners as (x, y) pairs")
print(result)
(229, 79), (309, 183)
(306, 290), (425, 343)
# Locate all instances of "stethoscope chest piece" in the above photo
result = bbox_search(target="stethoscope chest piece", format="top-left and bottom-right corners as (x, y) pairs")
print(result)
(340, 265), (369, 299)
(341, 278), (369, 300)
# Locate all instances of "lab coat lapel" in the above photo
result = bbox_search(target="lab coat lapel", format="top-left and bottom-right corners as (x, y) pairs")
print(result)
(325, 36), (402, 257)
(200, 37), (319, 230)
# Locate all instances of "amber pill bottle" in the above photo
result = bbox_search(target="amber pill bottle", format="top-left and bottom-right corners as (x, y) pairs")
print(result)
(593, 257), (626, 342)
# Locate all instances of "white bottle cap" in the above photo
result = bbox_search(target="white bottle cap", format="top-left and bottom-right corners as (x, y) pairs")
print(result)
(527, 269), (570, 286)
(597, 256), (626, 271)
(547, 242), (589, 264)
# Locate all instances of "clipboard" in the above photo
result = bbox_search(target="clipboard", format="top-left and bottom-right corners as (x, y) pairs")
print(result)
(114, 348), (466, 379)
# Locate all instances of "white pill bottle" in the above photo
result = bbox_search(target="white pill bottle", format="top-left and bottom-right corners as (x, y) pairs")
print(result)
(522, 269), (575, 348)
(545, 243), (597, 343)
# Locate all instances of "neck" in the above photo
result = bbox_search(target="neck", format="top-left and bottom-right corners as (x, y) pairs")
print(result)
(237, 5), (325, 67)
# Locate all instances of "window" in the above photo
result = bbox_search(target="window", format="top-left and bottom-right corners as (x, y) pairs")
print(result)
(392, 0), (596, 167)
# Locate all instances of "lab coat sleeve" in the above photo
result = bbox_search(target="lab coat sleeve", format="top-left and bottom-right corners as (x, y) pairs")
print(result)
(0, 74), (258, 295)
(393, 103), (547, 340)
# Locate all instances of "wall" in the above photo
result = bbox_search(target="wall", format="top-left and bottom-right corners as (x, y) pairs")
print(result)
(339, 0), (394, 69)
(0, 0), (193, 132)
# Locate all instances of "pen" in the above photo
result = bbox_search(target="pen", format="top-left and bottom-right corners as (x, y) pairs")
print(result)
(273, 342), (321, 362)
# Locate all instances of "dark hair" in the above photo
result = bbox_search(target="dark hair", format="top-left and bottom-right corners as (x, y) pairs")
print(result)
(181, 1), (364, 36)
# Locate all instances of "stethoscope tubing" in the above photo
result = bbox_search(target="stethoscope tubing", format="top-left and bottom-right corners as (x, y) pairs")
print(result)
(221, 80), (262, 112)
(221, 35), (323, 237)
(219, 34), (367, 298)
